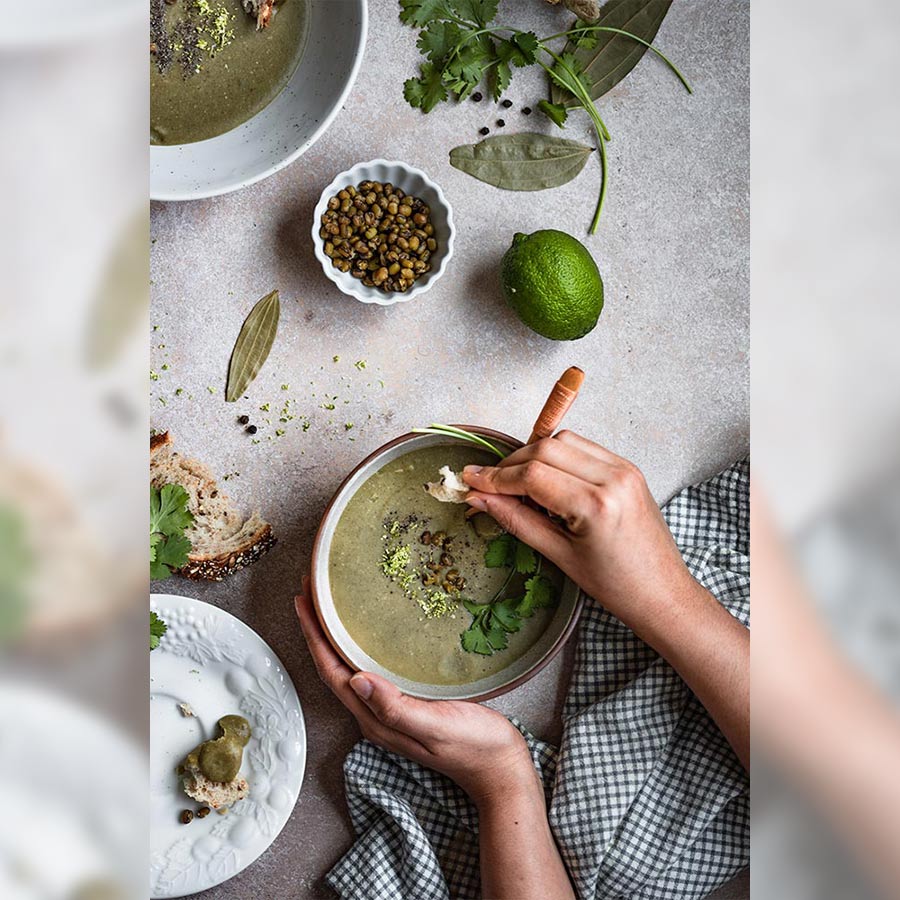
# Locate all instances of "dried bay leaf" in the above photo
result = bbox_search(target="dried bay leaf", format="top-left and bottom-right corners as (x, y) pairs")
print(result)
(225, 290), (280, 402)
(449, 132), (593, 191)
(550, 0), (673, 107)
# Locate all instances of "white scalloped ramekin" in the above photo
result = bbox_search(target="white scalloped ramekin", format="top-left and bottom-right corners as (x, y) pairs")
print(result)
(311, 159), (455, 306)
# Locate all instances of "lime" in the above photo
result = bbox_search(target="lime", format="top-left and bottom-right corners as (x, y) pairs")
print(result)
(500, 230), (604, 341)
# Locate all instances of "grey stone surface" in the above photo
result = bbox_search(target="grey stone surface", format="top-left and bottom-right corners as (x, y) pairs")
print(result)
(150, 1), (748, 897)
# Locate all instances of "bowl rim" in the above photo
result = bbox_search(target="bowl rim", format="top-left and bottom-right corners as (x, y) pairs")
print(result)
(310, 158), (456, 307)
(149, 0), (369, 202)
(310, 425), (586, 702)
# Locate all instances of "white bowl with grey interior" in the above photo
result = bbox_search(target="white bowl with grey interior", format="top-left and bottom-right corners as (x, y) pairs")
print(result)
(311, 159), (456, 306)
(310, 428), (584, 701)
(150, 0), (367, 201)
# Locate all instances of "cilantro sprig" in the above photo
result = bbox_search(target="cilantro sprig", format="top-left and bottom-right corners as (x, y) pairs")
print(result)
(460, 533), (556, 655)
(150, 484), (194, 581)
(150, 611), (168, 651)
(399, 0), (691, 233)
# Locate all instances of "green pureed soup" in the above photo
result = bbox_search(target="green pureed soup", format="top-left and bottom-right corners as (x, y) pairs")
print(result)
(329, 445), (561, 685)
(150, 0), (309, 146)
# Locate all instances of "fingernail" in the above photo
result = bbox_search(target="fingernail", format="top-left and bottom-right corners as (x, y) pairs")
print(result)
(350, 674), (373, 700)
(464, 465), (483, 477)
(467, 495), (487, 512)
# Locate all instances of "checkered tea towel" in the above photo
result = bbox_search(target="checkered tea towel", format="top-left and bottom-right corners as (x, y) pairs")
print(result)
(326, 460), (750, 900)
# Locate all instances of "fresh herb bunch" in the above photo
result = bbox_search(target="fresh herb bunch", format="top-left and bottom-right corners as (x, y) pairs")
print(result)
(399, 0), (691, 232)
(150, 484), (194, 580)
(461, 532), (556, 654)
(150, 611), (168, 651)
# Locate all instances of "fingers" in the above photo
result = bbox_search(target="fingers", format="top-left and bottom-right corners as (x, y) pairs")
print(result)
(465, 492), (573, 563)
(553, 429), (629, 466)
(464, 460), (599, 530)
(497, 435), (616, 484)
(294, 580), (349, 690)
(349, 672), (444, 743)
(295, 578), (435, 761)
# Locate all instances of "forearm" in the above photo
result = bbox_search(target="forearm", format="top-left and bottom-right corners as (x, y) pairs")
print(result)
(639, 579), (750, 770)
(477, 774), (575, 900)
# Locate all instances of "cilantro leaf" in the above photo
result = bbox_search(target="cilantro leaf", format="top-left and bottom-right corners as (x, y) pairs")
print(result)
(449, 0), (498, 26)
(491, 59), (512, 102)
(491, 597), (523, 632)
(151, 533), (192, 581)
(547, 51), (593, 101)
(150, 611), (167, 651)
(461, 621), (494, 654)
(538, 99), (569, 128)
(417, 20), (462, 63)
(484, 533), (516, 568)
(571, 25), (599, 49)
(150, 484), (193, 537)
(150, 483), (194, 581)
(399, 0), (452, 27)
(518, 574), (555, 617)
(514, 541), (538, 575)
(497, 32), (539, 68)
(483, 616), (509, 651)
(403, 62), (448, 112)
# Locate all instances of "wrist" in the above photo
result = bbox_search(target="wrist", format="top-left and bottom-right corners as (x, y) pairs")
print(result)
(468, 750), (543, 812)
(634, 575), (718, 655)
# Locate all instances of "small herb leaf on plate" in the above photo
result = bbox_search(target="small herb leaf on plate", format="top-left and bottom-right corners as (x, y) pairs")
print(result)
(550, 0), (674, 107)
(449, 133), (592, 191)
(225, 290), (280, 403)
(150, 611), (168, 651)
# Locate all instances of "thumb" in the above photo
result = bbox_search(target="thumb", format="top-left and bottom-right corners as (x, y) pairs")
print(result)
(349, 672), (440, 740)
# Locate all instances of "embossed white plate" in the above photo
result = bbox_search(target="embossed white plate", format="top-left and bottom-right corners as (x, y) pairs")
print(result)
(150, 594), (307, 898)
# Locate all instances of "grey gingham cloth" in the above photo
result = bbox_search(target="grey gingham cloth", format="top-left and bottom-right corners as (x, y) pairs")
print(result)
(326, 460), (750, 899)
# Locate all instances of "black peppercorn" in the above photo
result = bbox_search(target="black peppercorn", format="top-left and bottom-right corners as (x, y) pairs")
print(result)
(496, 119), (506, 127)
(479, 126), (490, 135)
(471, 91), (483, 102)
(237, 414), (249, 425)
(501, 99), (512, 108)
(522, 106), (532, 115)
(246, 424), (258, 435)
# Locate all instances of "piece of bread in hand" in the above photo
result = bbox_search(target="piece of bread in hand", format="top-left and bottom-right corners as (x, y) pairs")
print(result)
(150, 432), (275, 581)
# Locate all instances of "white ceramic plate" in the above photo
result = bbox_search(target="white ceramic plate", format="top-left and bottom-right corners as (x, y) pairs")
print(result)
(311, 159), (456, 306)
(150, 594), (306, 898)
(150, 0), (367, 200)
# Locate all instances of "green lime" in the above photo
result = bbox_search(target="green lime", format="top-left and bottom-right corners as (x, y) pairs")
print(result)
(500, 230), (604, 341)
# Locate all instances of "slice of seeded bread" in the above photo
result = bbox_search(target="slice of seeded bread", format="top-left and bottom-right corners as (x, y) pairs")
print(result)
(150, 432), (275, 581)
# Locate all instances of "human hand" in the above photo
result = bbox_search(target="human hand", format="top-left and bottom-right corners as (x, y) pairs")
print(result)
(294, 578), (541, 808)
(463, 431), (702, 640)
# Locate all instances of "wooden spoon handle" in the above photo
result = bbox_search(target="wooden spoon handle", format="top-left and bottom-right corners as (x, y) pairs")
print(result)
(527, 366), (584, 445)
